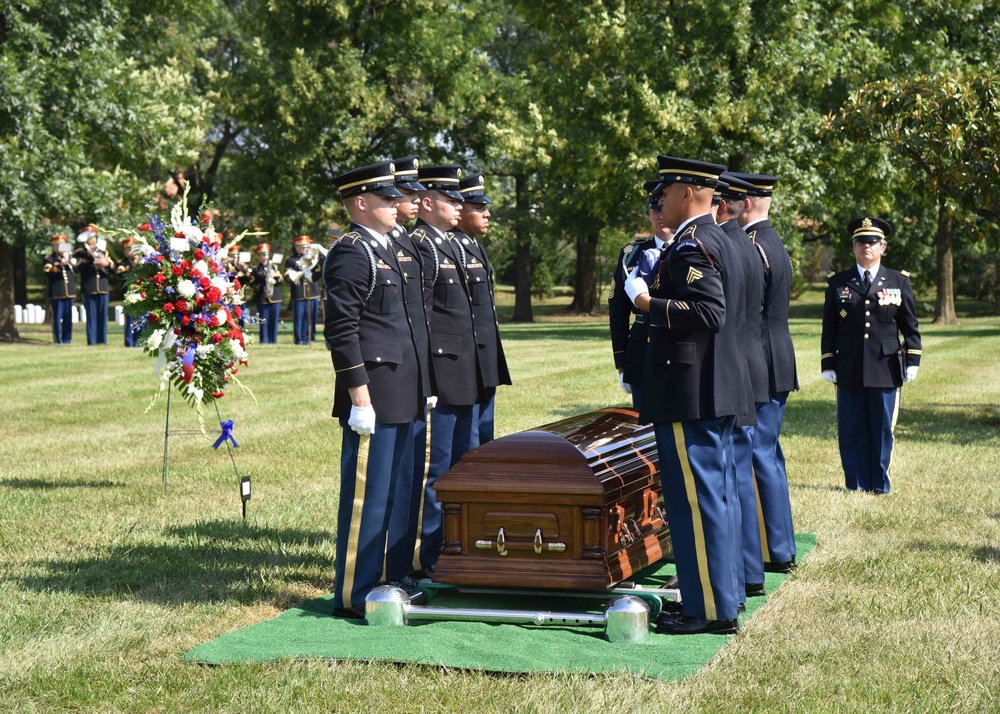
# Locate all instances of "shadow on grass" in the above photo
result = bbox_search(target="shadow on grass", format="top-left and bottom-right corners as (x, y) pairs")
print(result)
(13, 519), (335, 607)
(0, 478), (121, 489)
(973, 546), (1000, 563)
(498, 324), (610, 342)
(782, 398), (1000, 444)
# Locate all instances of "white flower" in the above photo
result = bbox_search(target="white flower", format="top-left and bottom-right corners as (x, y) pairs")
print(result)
(216, 308), (228, 324)
(228, 339), (247, 362)
(124, 290), (142, 305)
(210, 276), (229, 293)
(177, 280), (196, 298)
(181, 223), (204, 243)
(196, 344), (215, 356)
(147, 329), (165, 350)
(193, 260), (209, 275)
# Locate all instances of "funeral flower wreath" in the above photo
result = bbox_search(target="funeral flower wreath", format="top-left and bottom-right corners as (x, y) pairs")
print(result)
(122, 196), (259, 412)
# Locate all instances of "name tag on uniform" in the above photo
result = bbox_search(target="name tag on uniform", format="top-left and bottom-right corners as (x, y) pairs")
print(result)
(837, 287), (852, 302)
(397, 255), (413, 263)
(376, 260), (392, 270)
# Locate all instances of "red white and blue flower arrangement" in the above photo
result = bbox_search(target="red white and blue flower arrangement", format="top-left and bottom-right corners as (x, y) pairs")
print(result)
(122, 194), (260, 421)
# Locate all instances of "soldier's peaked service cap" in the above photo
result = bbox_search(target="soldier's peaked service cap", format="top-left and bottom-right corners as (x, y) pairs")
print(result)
(392, 155), (426, 192)
(727, 172), (779, 197)
(418, 164), (464, 200)
(334, 160), (404, 199)
(718, 172), (755, 200)
(849, 216), (892, 243)
(654, 155), (726, 191)
(458, 173), (492, 204)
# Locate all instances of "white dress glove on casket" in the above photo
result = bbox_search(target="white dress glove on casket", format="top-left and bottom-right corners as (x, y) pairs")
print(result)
(618, 372), (632, 394)
(348, 404), (376, 435)
(905, 366), (919, 383)
(623, 267), (649, 306)
(821, 370), (837, 384)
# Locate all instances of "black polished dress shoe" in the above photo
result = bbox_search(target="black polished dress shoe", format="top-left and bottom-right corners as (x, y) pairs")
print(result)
(332, 605), (365, 619)
(764, 559), (796, 574)
(745, 582), (766, 597)
(656, 602), (684, 624)
(655, 614), (739, 636)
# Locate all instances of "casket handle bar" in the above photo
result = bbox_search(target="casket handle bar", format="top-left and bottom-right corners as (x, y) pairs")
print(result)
(653, 505), (666, 525)
(475, 527), (566, 555)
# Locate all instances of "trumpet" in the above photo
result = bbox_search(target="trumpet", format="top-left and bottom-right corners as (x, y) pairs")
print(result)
(294, 243), (328, 283)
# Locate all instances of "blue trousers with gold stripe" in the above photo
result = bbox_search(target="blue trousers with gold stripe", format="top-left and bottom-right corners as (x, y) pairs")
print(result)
(733, 425), (765, 586)
(654, 416), (740, 622)
(385, 413), (429, 581)
(751, 394), (796, 564)
(51, 298), (73, 344)
(470, 388), (497, 448)
(333, 421), (408, 609)
(419, 404), (475, 571)
(837, 386), (899, 493)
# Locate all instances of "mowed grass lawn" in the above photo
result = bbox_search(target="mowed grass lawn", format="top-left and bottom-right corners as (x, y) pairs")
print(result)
(1, 285), (998, 712)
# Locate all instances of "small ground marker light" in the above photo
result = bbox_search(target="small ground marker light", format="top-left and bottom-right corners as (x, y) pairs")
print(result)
(240, 476), (251, 520)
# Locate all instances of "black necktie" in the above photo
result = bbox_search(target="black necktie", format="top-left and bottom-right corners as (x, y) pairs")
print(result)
(863, 270), (872, 292)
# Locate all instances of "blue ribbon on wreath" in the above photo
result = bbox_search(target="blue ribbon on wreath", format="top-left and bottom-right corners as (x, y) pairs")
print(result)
(213, 419), (239, 450)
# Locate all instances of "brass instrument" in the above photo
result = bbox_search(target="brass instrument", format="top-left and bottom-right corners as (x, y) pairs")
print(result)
(264, 259), (276, 302)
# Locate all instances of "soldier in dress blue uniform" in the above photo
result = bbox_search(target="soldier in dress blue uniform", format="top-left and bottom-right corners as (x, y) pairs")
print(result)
(408, 163), (482, 575)
(285, 235), (323, 345)
(731, 172), (798, 573)
(821, 217), (921, 494)
(72, 226), (114, 345)
(384, 156), (436, 588)
(324, 159), (423, 617)
(608, 177), (674, 410)
(43, 234), (76, 344)
(623, 156), (744, 636)
(250, 243), (284, 344)
(116, 236), (142, 347)
(716, 174), (770, 599)
(455, 172), (511, 447)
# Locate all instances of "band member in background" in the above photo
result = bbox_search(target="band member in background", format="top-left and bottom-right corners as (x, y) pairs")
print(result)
(73, 225), (114, 345)
(324, 160), (422, 617)
(821, 217), (922, 494)
(250, 243), (283, 344)
(116, 236), (142, 347)
(285, 235), (324, 346)
(455, 171), (510, 447)
(43, 234), (76, 344)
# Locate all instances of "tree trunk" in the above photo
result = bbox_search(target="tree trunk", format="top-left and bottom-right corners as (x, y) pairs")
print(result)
(570, 230), (600, 314)
(0, 236), (22, 342)
(13, 244), (27, 306)
(512, 173), (533, 323)
(933, 196), (958, 325)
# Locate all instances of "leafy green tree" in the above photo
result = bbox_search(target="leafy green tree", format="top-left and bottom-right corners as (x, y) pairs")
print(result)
(0, 0), (207, 341)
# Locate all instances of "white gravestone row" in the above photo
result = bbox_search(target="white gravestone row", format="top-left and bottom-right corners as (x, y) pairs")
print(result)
(14, 305), (125, 325)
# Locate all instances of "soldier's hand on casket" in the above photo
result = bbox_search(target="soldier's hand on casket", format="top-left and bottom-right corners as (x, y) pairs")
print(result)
(904, 366), (919, 383)
(821, 370), (837, 384)
(348, 405), (376, 435)
(618, 372), (632, 394)
(623, 267), (649, 306)
(426, 396), (438, 410)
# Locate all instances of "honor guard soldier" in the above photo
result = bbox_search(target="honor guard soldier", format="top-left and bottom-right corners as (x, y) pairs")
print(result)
(117, 237), (142, 347)
(717, 173), (770, 599)
(43, 234), (76, 344)
(324, 160), (423, 617)
(608, 176), (674, 410)
(73, 225), (114, 345)
(408, 163), (482, 575)
(821, 217), (921, 494)
(384, 156), (436, 588)
(250, 243), (283, 344)
(455, 171), (511, 447)
(285, 235), (323, 345)
(623, 156), (745, 636)
(732, 172), (798, 573)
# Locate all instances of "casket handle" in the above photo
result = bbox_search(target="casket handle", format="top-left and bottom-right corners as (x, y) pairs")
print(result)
(496, 527), (507, 556)
(653, 505), (667, 526)
(628, 518), (643, 541)
(534, 528), (543, 554)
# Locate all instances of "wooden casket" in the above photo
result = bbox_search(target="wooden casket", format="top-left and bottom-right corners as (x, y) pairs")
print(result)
(433, 407), (671, 590)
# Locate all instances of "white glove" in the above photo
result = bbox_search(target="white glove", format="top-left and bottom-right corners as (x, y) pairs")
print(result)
(821, 370), (837, 384)
(623, 267), (649, 306)
(348, 404), (376, 435)
(426, 396), (438, 410)
(904, 366), (918, 383)
(618, 372), (632, 394)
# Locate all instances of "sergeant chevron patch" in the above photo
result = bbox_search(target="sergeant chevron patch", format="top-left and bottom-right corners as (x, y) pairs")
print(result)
(686, 267), (704, 284)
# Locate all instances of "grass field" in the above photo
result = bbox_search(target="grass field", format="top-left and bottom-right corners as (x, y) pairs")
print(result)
(1, 285), (998, 713)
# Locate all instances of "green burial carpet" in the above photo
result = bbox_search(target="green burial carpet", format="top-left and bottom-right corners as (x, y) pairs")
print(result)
(185, 533), (815, 681)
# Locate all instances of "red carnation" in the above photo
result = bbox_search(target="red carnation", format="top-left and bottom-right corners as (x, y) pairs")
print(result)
(233, 279), (241, 290)
(194, 249), (205, 260)
(156, 255), (164, 263)
(149, 314), (160, 323)
(171, 266), (183, 277)
(182, 260), (192, 270)
(190, 269), (202, 279)
(196, 316), (206, 325)
(209, 315), (220, 327)
(232, 367), (239, 374)
(202, 213), (212, 224)
(212, 333), (223, 344)
(199, 277), (211, 290)
(163, 302), (175, 313)
(195, 297), (205, 308)
(139, 223), (152, 231)
(181, 316), (191, 326)
(205, 287), (222, 304)
(175, 231), (185, 238)
(175, 299), (188, 313)
(140, 291), (146, 298)
(153, 274), (166, 285)
(174, 328), (181, 335)
(212, 391), (225, 398)
(233, 305), (243, 318)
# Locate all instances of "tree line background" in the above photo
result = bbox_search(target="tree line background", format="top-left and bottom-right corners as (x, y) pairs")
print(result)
(2, 0), (999, 341)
